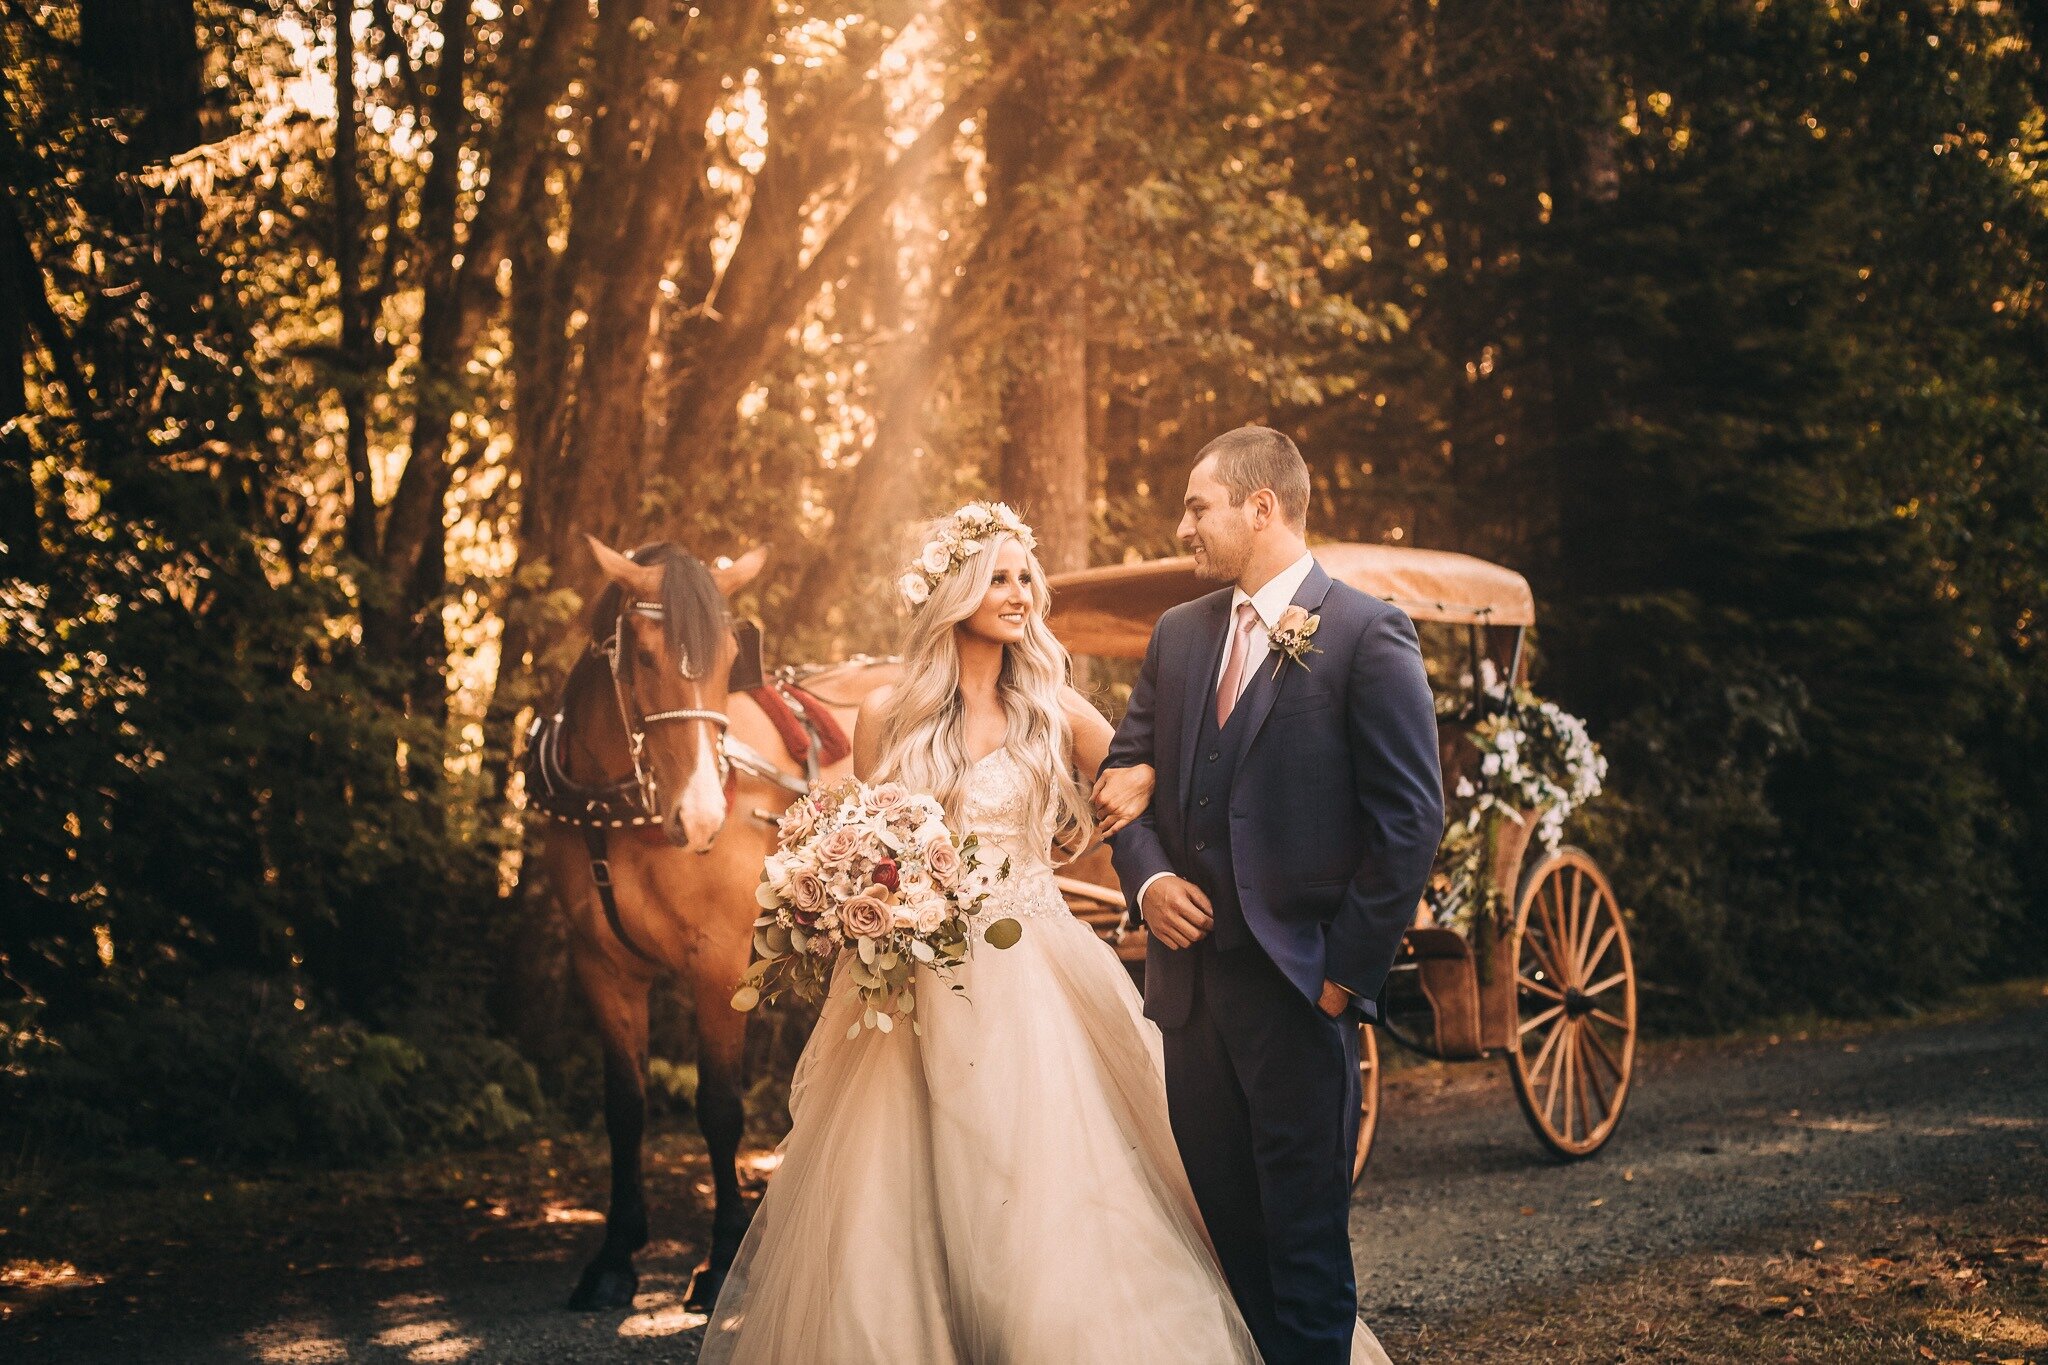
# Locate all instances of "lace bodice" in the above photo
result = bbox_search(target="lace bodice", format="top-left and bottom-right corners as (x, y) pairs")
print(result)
(961, 747), (1069, 927)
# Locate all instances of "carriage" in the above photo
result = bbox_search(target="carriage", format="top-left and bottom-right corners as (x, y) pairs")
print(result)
(1045, 545), (1639, 1177)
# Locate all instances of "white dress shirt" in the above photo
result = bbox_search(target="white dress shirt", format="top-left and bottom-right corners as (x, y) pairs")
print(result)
(1135, 551), (1319, 919)
(1214, 549), (1318, 700)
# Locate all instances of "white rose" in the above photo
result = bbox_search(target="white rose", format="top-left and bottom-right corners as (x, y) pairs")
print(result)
(920, 540), (952, 575)
(914, 903), (947, 934)
(900, 572), (930, 605)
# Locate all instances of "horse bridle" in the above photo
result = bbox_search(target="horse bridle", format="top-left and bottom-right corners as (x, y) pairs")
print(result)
(603, 599), (733, 815)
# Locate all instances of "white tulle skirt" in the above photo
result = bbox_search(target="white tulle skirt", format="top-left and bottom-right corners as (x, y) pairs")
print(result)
(699, 884), (1391, 1365)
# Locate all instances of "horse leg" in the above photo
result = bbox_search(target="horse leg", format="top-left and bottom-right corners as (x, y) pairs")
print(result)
(685, 958), (753, 1310)
(568, 953), (654, 1312)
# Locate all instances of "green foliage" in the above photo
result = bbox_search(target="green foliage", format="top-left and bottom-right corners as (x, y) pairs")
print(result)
(1342, 0), (2048, 1025)
(3, 976), (544, 1164)
(2, 0), (513, 1162)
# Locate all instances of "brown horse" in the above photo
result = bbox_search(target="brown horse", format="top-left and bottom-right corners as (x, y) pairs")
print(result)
(529, 536), (894, 1311)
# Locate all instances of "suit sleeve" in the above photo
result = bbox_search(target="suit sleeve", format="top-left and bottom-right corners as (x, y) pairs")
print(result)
(1324, 608), (1444, 1008)
(1105, 620), (1175, 927)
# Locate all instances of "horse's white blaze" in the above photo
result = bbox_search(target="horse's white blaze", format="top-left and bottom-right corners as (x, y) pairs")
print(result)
(677, 720), (726, 851)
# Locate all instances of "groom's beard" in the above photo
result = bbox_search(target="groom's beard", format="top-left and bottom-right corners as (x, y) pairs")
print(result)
(1187, 539), (1248, 583)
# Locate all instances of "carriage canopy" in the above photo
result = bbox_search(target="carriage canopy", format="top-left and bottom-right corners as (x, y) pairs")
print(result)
(1047, 543), (1536, 659)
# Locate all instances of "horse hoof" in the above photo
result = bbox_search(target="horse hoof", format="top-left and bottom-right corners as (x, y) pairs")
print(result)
(567, 1261), (639, 1312)
(685, 1260), (727, 1312)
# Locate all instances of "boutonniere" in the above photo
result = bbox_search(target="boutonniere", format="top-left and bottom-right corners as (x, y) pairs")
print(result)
(1269, 605), (1322, 679)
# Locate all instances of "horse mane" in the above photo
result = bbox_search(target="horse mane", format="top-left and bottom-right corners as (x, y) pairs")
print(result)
(588, 541), (727, 681)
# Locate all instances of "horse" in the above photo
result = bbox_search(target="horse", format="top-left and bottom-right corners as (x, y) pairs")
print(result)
(525, 535), (896, 1311)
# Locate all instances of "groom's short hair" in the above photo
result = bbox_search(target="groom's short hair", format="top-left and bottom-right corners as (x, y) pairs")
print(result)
(1196, 426), (1310, 528)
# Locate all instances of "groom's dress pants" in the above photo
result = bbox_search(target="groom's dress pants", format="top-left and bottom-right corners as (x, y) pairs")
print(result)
(1164, 937), (1361, 1365)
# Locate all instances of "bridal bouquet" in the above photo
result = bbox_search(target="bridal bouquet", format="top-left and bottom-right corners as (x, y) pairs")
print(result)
(731, 778), (1017, 1036)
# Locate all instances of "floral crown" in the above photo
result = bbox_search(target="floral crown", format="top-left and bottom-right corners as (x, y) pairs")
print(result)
(898, 501), (1038, 607)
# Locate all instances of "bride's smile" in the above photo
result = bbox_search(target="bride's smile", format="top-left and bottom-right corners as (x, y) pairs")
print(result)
(961, 540), (1037, 645)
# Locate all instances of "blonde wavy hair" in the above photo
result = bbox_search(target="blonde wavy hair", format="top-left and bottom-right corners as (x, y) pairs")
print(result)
(870, 521), (1095, 865)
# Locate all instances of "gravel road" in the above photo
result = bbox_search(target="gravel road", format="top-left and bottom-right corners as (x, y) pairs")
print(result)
(1352, 995), (2048, 1327)
(8, 996), (2045, 1362)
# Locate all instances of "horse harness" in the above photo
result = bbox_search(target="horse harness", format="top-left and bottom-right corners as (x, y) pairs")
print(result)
(522, 602), (840, 968)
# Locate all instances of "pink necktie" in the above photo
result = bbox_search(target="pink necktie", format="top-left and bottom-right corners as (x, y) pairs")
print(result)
(1216, 601), (1260, 728)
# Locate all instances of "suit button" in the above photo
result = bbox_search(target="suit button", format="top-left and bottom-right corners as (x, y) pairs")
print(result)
(1195, 839), (1208, 851)
(1207, 750), (1220, 762)
(1198, 796), (1210, 808)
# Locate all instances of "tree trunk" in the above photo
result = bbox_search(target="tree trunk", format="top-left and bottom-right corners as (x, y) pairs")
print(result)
(783, 261), (936, 643)
(1536, 0), (1622, 601)
(333, 0), (378, 566)
(986, 39), (1092, 576)
(365, 0), (472, 659)
(997, 193), (1090, 575)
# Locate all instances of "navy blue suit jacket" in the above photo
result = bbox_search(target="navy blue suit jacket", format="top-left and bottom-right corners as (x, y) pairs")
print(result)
(1106, 560), (1444, 1028)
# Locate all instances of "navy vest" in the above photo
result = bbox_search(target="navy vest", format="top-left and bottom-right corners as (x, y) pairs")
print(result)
(1186, 683), (1254, 949)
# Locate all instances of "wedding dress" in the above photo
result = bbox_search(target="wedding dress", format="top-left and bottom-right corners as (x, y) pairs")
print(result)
(700, 747), (1392, 1364)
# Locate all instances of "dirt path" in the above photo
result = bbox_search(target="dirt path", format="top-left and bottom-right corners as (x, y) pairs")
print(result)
(7, 992), (2045, 1363)
(1354, 992), (2048, 1332)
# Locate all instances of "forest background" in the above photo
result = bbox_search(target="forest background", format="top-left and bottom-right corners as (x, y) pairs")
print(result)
(5, 0), (2046, 1166)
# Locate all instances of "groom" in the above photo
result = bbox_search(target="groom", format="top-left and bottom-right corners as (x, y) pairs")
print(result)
(1102, 426), (1443, 1364)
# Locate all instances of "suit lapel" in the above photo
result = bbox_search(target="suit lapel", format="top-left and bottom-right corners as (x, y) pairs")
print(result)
(1230, 560), (1333, 768)
(1177, 592), (1233, 815)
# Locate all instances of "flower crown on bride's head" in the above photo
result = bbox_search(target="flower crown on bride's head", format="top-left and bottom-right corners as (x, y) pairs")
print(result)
(898, 501), (1038, 608)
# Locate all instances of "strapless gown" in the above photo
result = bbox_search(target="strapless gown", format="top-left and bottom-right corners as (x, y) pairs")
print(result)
(699, 748), (1392, 1364)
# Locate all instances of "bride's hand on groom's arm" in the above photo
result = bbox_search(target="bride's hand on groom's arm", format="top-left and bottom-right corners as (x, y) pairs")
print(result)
(1090, 763), (1154, 837)
(1140, 875), (1212, 950)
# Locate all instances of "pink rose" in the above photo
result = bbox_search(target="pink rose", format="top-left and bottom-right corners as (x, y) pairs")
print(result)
(865, 782), (910, 815)
(788, 869), (826, 912)
(922, 836), (963, 888)
(778, 800), (819, 846)
(840, 893), (890, 939)
(816, 826), (861, 870)
(1276, 604), (1311, 635)
(913, 902), (947, 935)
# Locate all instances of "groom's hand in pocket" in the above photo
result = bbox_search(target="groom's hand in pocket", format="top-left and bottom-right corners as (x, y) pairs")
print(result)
(1141, 876), (1212, 950)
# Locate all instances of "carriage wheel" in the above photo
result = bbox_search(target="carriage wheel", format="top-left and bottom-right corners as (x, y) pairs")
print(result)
(1505, 847), (1636, 1159)
(1351, 1021), (1382, 1184)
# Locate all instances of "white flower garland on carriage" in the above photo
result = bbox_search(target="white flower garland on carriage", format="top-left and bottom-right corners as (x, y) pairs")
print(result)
(1431, 662), (1608, 938)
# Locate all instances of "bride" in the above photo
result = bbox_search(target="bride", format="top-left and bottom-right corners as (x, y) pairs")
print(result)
(699, 503), (1391, 1364)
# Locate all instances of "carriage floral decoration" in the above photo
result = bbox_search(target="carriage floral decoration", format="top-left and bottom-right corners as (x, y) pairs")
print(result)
(1431, 665), (1608, 939)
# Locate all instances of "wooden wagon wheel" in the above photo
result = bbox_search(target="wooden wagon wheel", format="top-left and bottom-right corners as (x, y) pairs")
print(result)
(1351, 1021), (1382, 1183)
(1505, 847), (1636, 1159)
